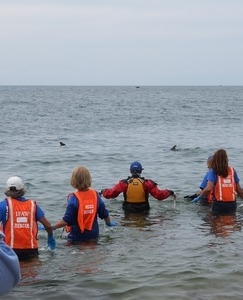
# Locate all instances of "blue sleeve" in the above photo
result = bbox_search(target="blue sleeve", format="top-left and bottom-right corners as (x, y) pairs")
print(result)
(97, 195), (109, 220)
(36, 204), (45, 220)
(62, 194), (79, 225)
(234, 169), (240, 183)
(199, 172), (209, 189)
(0, 200), (7, 223)
(207, 168), (218, 183)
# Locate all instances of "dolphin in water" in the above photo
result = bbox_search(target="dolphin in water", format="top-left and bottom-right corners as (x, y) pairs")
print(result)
(170, 145), (177, 151)
(60, 142), (66, 146)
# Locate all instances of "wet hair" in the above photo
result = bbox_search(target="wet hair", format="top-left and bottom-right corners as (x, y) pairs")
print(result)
(209, 149), (229, 177)
(70, 166), (92, 190)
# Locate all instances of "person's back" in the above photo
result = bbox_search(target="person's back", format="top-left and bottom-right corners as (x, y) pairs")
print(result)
(125, 176), (146, 203)
(101, 161), (176, 214)
(191, 149), (243, 215)
(0, 176), (56, 260)
(52, 166), (117, 244)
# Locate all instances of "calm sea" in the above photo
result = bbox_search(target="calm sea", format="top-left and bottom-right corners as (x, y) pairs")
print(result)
(1, 86), (243, 300)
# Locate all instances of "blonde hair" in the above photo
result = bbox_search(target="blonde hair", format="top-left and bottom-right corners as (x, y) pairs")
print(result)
(70, 166), (92, 190)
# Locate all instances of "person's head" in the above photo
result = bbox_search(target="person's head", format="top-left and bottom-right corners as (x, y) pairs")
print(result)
(130, 161), (143, 175)
(207, 155), (213, 167)
(70, 166), (92, 190)
(209, 149), (229, 177)
(4, 176), (26, 198)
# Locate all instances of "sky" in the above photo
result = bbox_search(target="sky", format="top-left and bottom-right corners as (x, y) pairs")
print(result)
(1, 0), (243, 86)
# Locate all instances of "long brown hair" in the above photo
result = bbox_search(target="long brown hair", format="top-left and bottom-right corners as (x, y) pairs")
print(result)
(208, 149), (229, 177)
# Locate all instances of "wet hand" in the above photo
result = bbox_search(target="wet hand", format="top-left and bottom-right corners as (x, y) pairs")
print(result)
(47, 235), (56, 251)
(106, 220), (117, 227)
(38, 224), (45, 230)
(191, 195), (201, 203)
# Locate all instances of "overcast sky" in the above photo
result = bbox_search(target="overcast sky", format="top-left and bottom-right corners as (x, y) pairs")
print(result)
(1, 0), (243, 86)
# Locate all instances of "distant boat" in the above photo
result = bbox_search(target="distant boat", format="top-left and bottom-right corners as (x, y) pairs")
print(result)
(135, 86), (140, 88)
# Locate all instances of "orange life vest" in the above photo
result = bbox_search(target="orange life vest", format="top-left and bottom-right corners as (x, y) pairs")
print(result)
(126, 178), (146, 203)
(214, 167), (236, 202)
(4, 198), (38, 249)
(74, 189), (98, 232)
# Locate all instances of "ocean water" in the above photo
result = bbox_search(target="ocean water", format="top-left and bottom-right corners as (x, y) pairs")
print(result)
(1, 86), (243, 299)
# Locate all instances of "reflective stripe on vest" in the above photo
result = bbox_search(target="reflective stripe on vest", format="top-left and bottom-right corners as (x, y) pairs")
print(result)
(5, 198), (38, 249)
(126, 178), (146, 203)
(214, 167), (236, 202)
(75, 189), (98, 232)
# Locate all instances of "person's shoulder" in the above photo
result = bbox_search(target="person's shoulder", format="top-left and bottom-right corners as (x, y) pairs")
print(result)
(144, 178), (157, 185)
(121, 177), (130, 183)
(0, 198), (7, 204)
(67, 193), (78, 204)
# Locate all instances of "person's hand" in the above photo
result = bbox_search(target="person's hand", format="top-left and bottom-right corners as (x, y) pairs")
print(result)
(106, 220), (117, 227)
(191, 195), (201, 203)
(172, 192), (177, 200)
(99, 189), (105, 196)
(47, 235), (56, 251)
(184, 193), (197, 199)
(38, 224), (45, 230)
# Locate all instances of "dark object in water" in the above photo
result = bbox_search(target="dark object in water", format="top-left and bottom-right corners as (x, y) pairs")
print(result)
(60, 142), (66, 146)
(170, 145), (177, 151)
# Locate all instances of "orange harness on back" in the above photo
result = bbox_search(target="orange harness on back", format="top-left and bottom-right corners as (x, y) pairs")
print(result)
(125, 178), (146, 203)
(214, 167), (236, 202)
(66, 189), (98, 233)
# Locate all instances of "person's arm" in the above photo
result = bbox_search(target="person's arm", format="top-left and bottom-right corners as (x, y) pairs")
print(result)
(101, 180), (127, 199)
(233, 169), (243, 199)
(97, 195), (117, 226)
(236, 183), (243, 199)
(185, 171), (210, 200)
(52, 219), (68, 230)
(146, 180), (175, 200)
(52, 194), (78, 229)
(191, 180), (214, 203)
(39, 216), (54, 236)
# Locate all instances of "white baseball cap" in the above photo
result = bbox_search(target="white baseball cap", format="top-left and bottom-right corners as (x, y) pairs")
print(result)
(6, 176), (24, 191)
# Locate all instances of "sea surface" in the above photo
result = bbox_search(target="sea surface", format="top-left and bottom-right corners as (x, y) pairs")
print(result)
(1, 86), (243, 300)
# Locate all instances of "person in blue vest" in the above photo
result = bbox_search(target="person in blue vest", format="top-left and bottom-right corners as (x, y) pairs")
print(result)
(100, 161), (176, 214)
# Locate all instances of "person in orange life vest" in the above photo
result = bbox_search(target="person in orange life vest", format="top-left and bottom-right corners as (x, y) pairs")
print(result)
(0, 176), (56, 260)
(184, 155), (213, 205)
(192, 149), (243, 215)
(52, 166), (117, 244)
(100, 161), (176, 214)
(0, 230), (21, 296)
